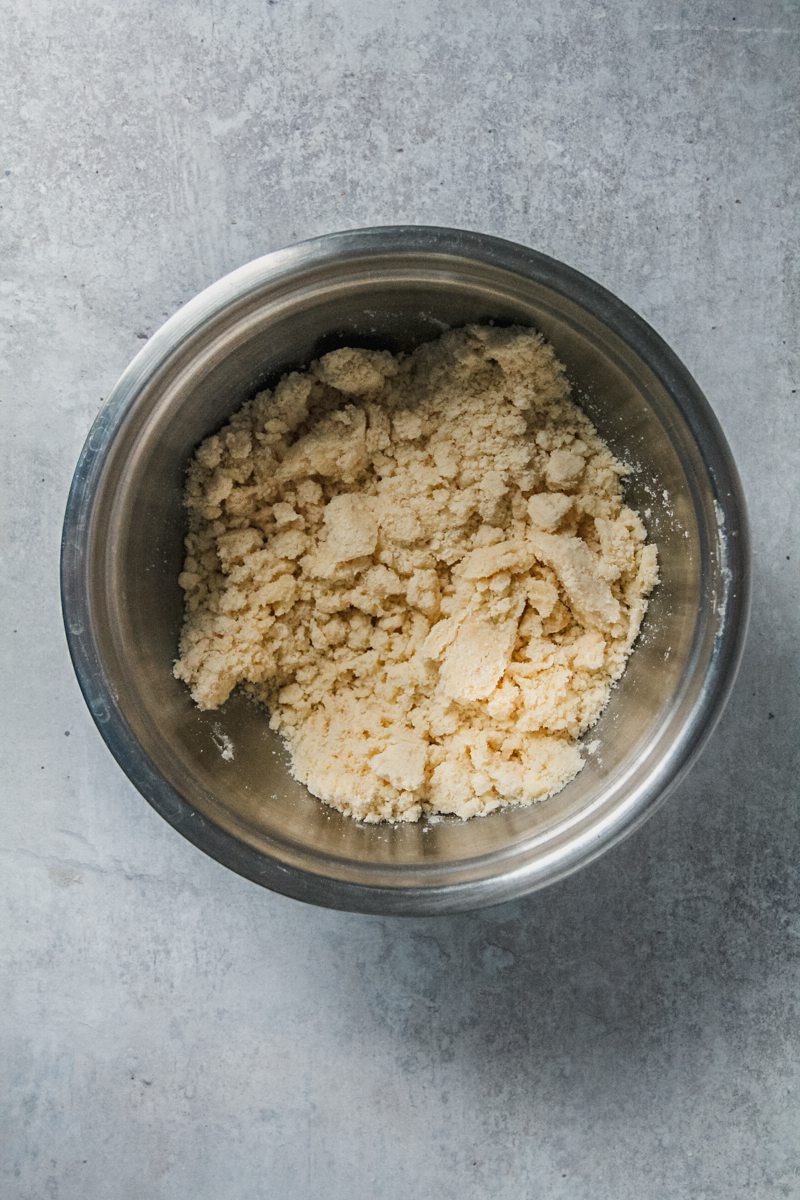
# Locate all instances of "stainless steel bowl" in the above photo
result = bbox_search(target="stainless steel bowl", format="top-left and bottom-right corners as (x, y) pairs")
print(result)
(61, 226), (749, 914)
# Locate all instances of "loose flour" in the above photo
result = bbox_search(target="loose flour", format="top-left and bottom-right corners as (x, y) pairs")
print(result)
(174, 326), (658, 822)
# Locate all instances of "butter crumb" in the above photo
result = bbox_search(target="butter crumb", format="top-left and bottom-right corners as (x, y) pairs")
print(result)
(175, 328), (659, 822)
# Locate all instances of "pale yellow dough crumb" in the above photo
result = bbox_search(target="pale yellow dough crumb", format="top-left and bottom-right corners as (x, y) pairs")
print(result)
(174, 326), (659, 823)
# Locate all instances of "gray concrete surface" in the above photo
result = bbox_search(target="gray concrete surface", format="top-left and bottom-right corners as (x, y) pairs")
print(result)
(2, 1), (799, 1197)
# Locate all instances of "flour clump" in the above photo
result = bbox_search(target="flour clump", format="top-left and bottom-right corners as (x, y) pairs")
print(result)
(175, 326), (658, 822)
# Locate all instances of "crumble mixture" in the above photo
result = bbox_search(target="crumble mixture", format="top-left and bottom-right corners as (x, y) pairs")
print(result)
(174, 326), (658, 822)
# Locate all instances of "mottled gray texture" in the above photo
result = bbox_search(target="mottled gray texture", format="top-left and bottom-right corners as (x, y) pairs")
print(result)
(1, 0), (799, 1197)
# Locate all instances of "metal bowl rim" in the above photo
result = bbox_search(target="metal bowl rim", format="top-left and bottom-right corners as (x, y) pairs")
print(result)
(60, 224), (751, 915)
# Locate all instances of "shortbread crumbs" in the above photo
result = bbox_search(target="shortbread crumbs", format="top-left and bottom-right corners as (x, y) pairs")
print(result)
(174, 326), (658, 822)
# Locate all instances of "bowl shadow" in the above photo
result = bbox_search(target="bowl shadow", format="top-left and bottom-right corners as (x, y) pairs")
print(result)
(321, 559), (798, 1091)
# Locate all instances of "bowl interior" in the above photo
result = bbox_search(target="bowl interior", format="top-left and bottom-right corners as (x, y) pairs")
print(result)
(82, 246), (725, 897)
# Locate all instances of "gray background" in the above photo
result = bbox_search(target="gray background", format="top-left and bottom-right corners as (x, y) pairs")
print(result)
(2, 0), (798, 1197)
